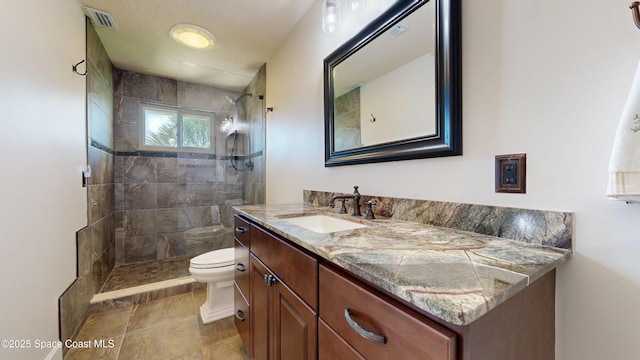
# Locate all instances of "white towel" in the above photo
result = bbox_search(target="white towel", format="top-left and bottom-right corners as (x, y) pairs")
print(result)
(607, 60), (640, 203)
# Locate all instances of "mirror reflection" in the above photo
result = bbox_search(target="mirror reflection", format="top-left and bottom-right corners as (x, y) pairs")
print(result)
(332, 2), (435, 152)
(324, 0), (461, 167)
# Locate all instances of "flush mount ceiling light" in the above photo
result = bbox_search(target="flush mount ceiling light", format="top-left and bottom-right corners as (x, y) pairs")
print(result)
(170, 24), (215, 50)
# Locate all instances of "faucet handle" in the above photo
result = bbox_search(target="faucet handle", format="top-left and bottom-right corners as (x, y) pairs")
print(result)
(353, 185), (360, 195)
(364, 200), (376, 220)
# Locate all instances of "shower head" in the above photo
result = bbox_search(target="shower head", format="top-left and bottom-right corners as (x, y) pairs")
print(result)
(226, 93), (252, 105)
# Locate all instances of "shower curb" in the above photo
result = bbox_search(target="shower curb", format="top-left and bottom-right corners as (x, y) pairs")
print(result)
(88, 276), (206, 314)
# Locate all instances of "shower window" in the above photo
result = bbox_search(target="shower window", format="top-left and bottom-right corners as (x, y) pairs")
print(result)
(140, 104), (214, 152)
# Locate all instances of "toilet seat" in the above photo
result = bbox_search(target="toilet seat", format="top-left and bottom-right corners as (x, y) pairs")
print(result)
(190, 248), (235, 269)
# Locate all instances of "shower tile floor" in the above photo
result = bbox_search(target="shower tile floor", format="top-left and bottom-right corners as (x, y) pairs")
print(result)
(100, 256), (192, 293)
(64, 291), (249, 360)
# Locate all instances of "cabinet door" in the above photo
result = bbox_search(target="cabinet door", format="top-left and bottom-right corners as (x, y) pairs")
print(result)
(250, 255), (270, 360)
(271, 279), (317, 360)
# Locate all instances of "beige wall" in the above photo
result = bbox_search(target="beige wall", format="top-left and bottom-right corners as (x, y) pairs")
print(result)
(266, 0), (640, 359)
(0, 0), (87, 359)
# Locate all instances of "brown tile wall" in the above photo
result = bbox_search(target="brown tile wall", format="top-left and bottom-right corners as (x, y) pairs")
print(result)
(334, 88), (362, 151)
(60, 20), (116, 348)
(113, 69), (265, 265)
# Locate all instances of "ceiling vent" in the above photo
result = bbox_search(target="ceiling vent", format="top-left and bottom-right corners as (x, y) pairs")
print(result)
(85, 7), (118, 30)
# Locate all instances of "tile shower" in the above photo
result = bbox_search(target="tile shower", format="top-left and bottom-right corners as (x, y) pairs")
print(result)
(116, 77), (235, 264)
(60, 20), (265, 348)
(113, 66), (265, 260)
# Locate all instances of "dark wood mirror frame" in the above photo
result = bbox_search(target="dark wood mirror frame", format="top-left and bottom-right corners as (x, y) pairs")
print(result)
(324, 0), (462, 167)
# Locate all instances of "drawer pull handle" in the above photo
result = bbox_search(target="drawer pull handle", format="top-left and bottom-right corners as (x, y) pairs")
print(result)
(235, 226), (248, 233)
(235, 310), (246, 322)
(344, 308), (386, 345)
(264, 274), (277, 286)
(236, 263), (246, 272)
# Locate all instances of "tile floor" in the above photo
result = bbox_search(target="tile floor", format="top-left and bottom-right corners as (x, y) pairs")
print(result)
(100, 256), (192, 293)
(64, 290), (249, 360)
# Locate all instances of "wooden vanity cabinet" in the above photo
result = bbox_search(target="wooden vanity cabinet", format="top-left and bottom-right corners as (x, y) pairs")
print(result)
(233, 215), (251, 354)
(318, 263), (556, 360)
(250, 224), (318, 309)
(319, 264), (456, 360)
(452, 269), (556, 360)
(250, 255), (317, 360)
(247, 222), (318, 360)
(234, 216), (557, 360)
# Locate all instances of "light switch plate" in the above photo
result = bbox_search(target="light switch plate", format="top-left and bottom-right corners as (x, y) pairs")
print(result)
(495, 154), (526, 193)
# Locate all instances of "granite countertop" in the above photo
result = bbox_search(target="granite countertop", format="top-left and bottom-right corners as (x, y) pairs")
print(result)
(234, 203), (571, 326)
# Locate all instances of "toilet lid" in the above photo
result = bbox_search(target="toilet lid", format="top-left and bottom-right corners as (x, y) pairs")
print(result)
(190, 248), (235, 268)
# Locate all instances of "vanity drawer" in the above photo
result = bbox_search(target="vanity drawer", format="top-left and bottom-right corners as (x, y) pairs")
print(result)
(319, 265), (456, 360)
(319, 319), (364, 360)
(234, 283), (250, 354)
(234, 238), (250, 297)
(234, 215), (251, 248)
(250, 224), (318, 310)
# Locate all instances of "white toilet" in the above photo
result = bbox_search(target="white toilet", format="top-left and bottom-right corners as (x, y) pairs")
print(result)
(189, 247), (235, 324)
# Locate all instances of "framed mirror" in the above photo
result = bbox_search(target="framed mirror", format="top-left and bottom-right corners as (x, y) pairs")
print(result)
(324, 0), (461, 167)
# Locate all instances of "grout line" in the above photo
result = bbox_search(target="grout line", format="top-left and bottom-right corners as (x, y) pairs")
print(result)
(191, 291), (207, 358)
(113, 307), (131, 360)
(91, 276), (196, 303)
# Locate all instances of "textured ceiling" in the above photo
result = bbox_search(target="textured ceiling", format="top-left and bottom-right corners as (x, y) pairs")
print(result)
(78, 0), (315, 91)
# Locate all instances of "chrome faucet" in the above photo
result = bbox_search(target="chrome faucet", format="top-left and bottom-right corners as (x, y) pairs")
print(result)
(328, 186), (362, 216)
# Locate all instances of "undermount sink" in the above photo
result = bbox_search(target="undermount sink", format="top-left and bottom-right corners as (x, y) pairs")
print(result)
(282, 215), (368, 234)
